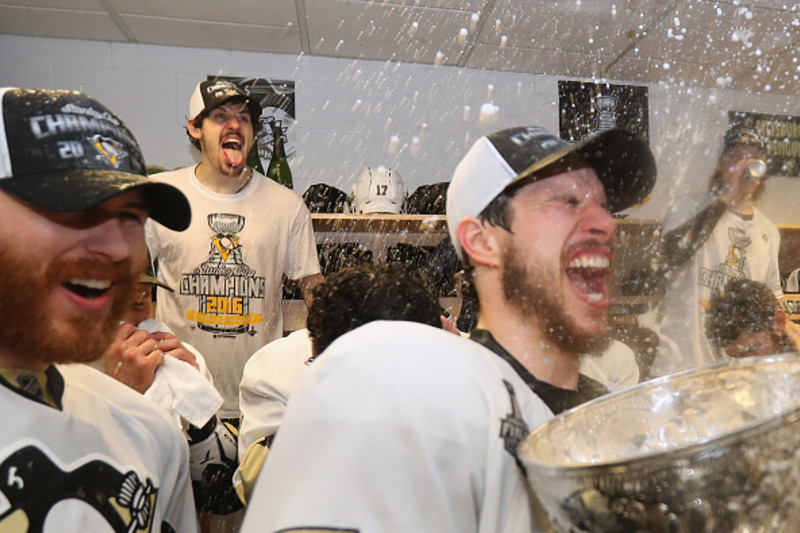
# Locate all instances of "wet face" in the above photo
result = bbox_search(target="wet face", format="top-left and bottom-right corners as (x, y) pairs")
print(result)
(498, 168), (616, 353)
(0, 190), (148, 369)
(189, 100), (255, 177)
(724, 329), (781, 358)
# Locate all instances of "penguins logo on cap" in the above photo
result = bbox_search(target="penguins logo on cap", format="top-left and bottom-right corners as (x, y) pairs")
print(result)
(90, 134), (128, 169)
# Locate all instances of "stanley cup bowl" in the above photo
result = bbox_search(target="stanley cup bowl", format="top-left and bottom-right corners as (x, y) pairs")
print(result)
(518, 354), (800, 533)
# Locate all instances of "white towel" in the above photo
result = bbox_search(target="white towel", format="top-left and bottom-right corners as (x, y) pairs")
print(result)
(140, 319), (224, 428)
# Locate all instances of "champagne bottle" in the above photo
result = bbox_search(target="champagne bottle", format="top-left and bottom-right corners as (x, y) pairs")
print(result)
(247, 146), (265, 175)
(267, 120), (293, 189)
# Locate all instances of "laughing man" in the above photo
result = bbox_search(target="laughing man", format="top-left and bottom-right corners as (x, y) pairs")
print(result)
(241, 125), (655, 532)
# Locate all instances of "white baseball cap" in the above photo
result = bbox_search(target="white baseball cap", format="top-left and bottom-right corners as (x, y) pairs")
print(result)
(351, 166), (406, 214)
(446, 126), (657, 259)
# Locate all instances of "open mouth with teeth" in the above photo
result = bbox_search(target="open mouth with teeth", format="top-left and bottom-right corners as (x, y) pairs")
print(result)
(64, 278), (111, 300)
(565, 254), (611, 306)
(222, 135), (244, 168)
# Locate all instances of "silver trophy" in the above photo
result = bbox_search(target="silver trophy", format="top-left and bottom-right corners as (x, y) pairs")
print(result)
(595, 95), (618, 131)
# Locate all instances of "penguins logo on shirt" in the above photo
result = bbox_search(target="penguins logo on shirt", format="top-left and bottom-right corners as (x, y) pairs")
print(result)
(700, 227), (751, 292)
(0, 444), (159, 532)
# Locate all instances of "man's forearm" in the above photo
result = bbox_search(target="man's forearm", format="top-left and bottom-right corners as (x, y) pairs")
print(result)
(659, 199), (727, 271)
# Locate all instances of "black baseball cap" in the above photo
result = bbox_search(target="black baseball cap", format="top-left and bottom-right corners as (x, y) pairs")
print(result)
(140, 260), (173, 292)
(189, 80), (262, 123)
(0, 87), (191, 231)
(723, 125), (766, 155)
(446, 126), (657, 258)
(140, 274), (174, 292)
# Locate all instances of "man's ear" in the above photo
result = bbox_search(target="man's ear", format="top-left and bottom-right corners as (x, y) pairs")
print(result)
(187, 119), (202, 141)
(456, 217), (500, 268)
(773, 307), (788, 335)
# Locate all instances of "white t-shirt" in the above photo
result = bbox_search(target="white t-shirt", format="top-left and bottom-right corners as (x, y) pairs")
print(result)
(0, 364), (197, 532)
(651, 196), (782, 377)
(146, 166), (321, 417)
(241, 321), (554, 533)
(238, 328), (312, 459)
(579, 339), (640, 391)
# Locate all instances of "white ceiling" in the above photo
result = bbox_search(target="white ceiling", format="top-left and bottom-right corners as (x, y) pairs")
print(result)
(1, 0), (798, 95)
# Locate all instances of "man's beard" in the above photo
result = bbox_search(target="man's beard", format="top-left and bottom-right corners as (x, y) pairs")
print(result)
(0, 248), (138, 367)
(501, 245), (611, 355)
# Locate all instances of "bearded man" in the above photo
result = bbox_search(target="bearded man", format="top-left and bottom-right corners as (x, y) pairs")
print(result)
(146, 79), (322, 423)
(241, 125), (655, 533)
(0, 87), (198, 532)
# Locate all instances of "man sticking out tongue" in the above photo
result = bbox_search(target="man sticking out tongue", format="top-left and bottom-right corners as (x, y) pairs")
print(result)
(221, 130), (245, 171)
(184, 81), (257, 188)
(145, 81), (324, 507)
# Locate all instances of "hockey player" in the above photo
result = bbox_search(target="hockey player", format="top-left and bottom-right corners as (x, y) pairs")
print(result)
(650, 126), (782, 376)
(706, 278), (800, 358)
(102, 271), (243, 521)
(146, 79), (323, 422)
(236, 263), (447, 503)
(0, 87), (197, 531)
(241, 125), (655, 532)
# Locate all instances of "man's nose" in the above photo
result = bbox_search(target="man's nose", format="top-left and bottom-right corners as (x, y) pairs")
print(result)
(84, 217), (140, 262)
(225, 115), (242, 130)
(580, 201), (616, 239)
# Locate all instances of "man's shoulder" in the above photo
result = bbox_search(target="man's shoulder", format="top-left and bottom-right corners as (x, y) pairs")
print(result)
(318, 322), (543, 403)
(750, 206), (780, 232)
(145, 167), (196, 201)
(150, 166), (194, 183)
(58, 364), (182, 440)
(253, 173), (307, 203)
(329, 321), (489, 362)
(243, 329), (312, 379)
(663, 193), (713, 228)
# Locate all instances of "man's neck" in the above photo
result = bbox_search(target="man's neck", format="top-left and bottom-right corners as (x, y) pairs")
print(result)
(728, 199), (754, 217)
(476, 308), (581, 390)
(0, 349), (48, 373)
(194, 162), (253, 195)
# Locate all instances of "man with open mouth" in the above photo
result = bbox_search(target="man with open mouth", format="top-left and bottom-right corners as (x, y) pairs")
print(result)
(145, 79), (323, 429)
(241, 125), (655, 533)
(0, 87), (197, 531)
(451, 126), (655, 415)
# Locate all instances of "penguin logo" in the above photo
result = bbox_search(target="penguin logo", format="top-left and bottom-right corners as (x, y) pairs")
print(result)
(89, 134), (128, 169)
(0, 444), (159, 532)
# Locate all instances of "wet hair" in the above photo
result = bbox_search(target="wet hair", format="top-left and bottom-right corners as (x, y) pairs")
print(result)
(185, 96), (258, 152)
(307, 263), (444, 355)
(186, 113), (205, 151)
(705, 278), (780, 352)
(454, 188), (519, 312)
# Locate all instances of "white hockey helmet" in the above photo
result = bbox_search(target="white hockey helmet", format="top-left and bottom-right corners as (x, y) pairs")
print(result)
(350, 166), (406, 214)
